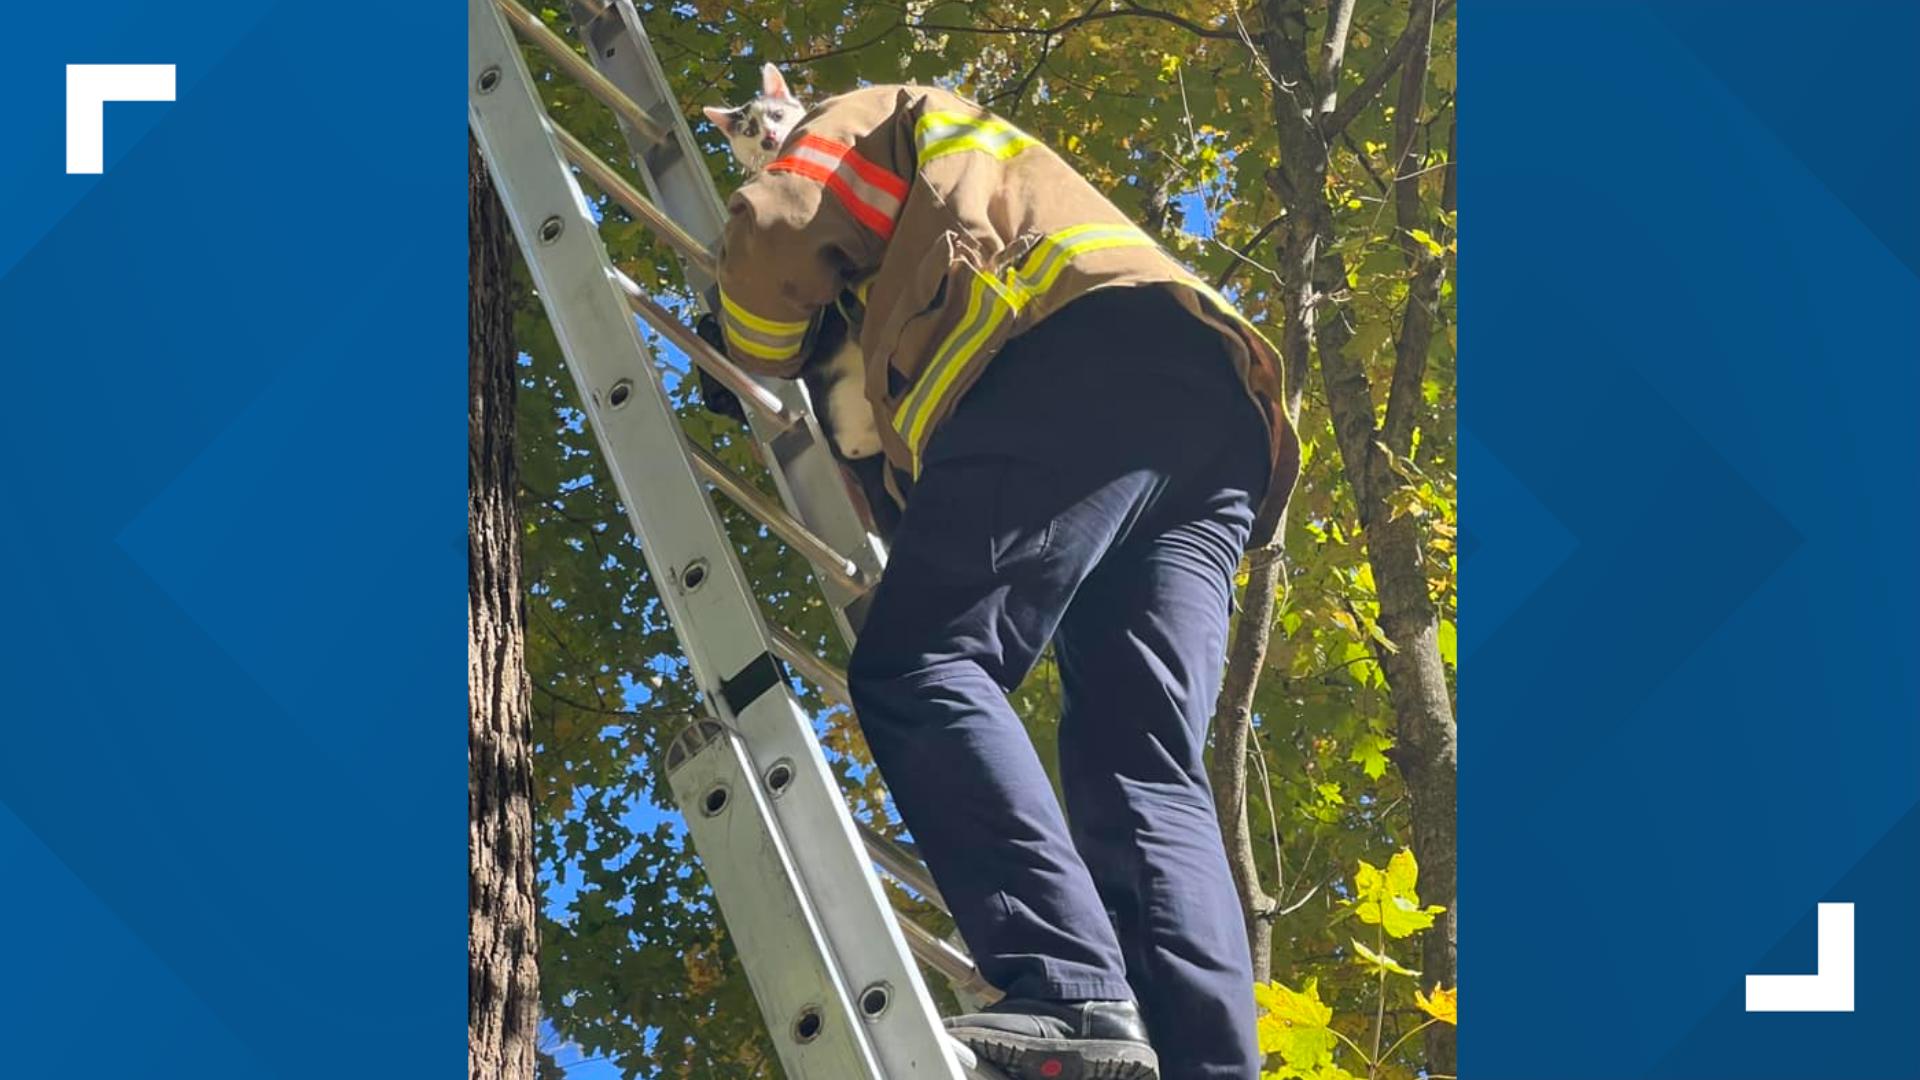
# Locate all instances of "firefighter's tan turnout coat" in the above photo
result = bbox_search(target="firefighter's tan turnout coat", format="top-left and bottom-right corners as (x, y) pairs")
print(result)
(715, 84), (1300, 522)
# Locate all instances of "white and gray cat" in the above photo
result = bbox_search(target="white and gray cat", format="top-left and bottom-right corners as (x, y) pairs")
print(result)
(705, 64), (882, 463)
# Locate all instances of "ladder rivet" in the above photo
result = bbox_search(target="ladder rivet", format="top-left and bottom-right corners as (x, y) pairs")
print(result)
(681, 558), (709, 592)
(476, 66), (502, 94)
(538, 215), (565, 244)
(764, 759), (794, 796)
(791, 1006), (824, 1043)
(858, 982), (892, 1019)
(700, 783), (729, 817)
(607, 378), (634, 409)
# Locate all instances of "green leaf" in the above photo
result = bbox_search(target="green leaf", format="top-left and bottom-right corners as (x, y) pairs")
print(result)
(1347, 734), (1393, 780)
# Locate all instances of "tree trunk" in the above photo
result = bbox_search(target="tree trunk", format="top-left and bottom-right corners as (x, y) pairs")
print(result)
(1207, 0), (1330, 987)
(1245, 6), (1457, 1073)
(469, 135), (540, 1080)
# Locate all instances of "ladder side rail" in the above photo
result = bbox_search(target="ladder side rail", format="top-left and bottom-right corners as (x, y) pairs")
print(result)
(471, 5), (969, 1076)
(565, 0), (728, 294)
(554, 120), (716, 279)
(562, 0), (890, 633)
(494, 0), (671, 146)
(531, 0), (1002, 1030)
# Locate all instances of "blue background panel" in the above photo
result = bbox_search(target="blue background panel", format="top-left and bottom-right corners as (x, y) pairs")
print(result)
(1466, 2), (1919, 1078)
(0, 3), (464, 1078)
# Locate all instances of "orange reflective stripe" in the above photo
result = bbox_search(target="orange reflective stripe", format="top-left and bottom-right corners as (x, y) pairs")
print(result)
(765, 134), (907, 239)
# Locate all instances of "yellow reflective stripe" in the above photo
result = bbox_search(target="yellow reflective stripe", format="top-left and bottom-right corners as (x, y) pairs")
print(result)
(915, 110), (1040, 166)
(894, 224), (1148, 445)
(725, 331), (803, 362)
(901, 275), (1016, 455)
(893, 224), (1156, 468)
(718, 288), (807, 362)
(720, 290), (807, 336)
(892, 271), (999, 437)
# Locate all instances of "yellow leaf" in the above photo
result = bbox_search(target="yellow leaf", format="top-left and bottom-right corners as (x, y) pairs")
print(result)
(1415, 984), (1457, 1026)
(1351, 937), (1420, 977)
(1351, 849), (1448, 939)
(1408, 227), (1446, 257)
(1385, 849), (1419, 896)
(1254, 979), (1339, 1069)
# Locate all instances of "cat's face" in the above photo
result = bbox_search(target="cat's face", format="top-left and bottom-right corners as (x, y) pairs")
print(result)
(703, 63), (803, 174)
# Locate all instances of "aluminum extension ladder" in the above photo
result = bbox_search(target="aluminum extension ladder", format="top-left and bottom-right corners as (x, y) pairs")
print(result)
(468, 2), (1006, 1076)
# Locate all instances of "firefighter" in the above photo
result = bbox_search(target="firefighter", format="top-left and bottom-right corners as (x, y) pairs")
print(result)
(713, 82), (1300, 1080)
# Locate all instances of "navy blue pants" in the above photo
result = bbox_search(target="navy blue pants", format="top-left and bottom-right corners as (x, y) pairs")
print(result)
(848, 286), (1272, 1079)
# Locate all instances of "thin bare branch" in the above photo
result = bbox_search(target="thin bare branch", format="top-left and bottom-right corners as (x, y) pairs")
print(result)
(1214, 213), (1287, 291)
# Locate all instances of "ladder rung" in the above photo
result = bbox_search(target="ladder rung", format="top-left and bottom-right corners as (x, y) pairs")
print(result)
(552, 120), (718, 279)
(898, 915), (1003, 1006)
(494, 0), (673, 148)
(608, 269), (795, 426)
(859, 821), (949, 912)
(769, 622), (852, 705)
(685, 440), (872, 596)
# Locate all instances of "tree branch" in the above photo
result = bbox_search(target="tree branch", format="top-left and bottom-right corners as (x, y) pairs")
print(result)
(1206, 544), (1286, 981)
(1380, 0), (1447, 460)
(1215, 213), (1287, 291)
(772, 20), (904, 66)
(1324, 0), (1454, 138)
(1318, 0), (1360, 114)
(902, 3), (1237, 41)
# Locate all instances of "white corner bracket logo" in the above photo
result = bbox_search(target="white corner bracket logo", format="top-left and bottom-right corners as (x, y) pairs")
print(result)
(66, 64), (176, 174)
(1745, 902), (1855, 1012)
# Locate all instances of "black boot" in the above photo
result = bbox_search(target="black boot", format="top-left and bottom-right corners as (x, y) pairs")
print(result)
(944, 998), (1158, 1080)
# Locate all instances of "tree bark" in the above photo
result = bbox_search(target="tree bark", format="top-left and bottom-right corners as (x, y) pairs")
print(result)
(1300, 1), (1458, 1071)
(1238, 7), (1457, 1074)
(469, 135), (540, 1080)
(1207, 0), (1333, 987)
(1208, 545), (1285, 983)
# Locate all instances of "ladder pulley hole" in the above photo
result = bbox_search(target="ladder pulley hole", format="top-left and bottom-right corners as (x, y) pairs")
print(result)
(700, 783), (729, 817)
(764, 759), (794, 796)
(607, 379), (634, 409)
(792, 1006), (824, 1043)
(681, 558), (709, 592)
(538, 215), (565, 244)
(476, 66), (501, 93)
(859, 983), (892, 1019)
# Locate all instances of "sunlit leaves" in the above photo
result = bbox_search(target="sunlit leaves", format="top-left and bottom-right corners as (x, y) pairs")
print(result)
(1351, 850), (1446, 939)
(1351, 937), (1419, 977)
(1414, 984), (1457, 1026)
(1255, 978), (1339, 1071)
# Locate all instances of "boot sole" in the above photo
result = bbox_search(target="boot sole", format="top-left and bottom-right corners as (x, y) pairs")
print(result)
(945, 1026), (1159, 1080)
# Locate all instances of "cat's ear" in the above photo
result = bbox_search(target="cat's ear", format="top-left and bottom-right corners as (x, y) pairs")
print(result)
(702, 105), (735, 131)
(761, 63), (794, 102)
